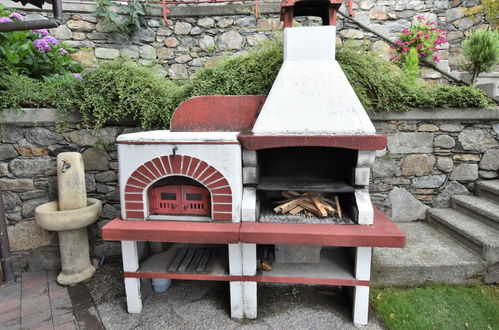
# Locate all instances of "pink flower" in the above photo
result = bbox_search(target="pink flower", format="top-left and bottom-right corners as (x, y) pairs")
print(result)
(33, 38), (51, 51)
(402, 47), (410, 52)
(417, 44), (423, 50)
(402, 28), (410, 35)
(0, 17), (13, 23)
(389, 55), (398, 61)
(434, 55), (440, 62)
(59, 48), (68, 55)
(33, 29), (49, 36)
(8, 12), (24, 21)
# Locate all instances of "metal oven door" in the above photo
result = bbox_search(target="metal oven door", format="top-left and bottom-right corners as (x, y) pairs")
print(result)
(181, 185), (210, 216)
(150, 186), (181, 215)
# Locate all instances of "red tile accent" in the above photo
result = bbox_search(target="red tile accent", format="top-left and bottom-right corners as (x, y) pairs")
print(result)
(125, 185), (143, 193)
(198, 166), (216, 182)
(211, 186), (232, 195)
(213, 204), (232, 212)
(125, 203), (144, 210)
(125, 193), (143, 202)
(152, 158), (166, 176)
(127, 178), (146, 188)
(187, 158), (200, 177)
(125, 211), (145, 219)
(169, 155), (182, 174)
(144, 161), (161, 179)
(131, 172), (150, 184)
(207, 178), (229, 189)
(203, 172), (223, 185)
(212, 213), (232, 221)
(213, 195), (232, 203)
(160, 156), (172, 174)
(138, 165), (155, 181)
(181, 156), (192, 175)
(192, 161), (208, 179)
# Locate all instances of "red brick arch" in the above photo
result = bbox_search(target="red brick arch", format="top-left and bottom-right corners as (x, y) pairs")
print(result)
(124, 155), (232, 221)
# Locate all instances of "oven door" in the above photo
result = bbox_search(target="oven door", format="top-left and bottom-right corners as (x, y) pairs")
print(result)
(150, 186), (181, 215)
(181, 185), (210, 216)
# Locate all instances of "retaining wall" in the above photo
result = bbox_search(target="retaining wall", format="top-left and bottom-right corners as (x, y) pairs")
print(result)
(1, 107), (498, 271)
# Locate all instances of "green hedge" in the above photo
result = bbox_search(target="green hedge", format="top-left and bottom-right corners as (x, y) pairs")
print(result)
(0, 42), (494, 129)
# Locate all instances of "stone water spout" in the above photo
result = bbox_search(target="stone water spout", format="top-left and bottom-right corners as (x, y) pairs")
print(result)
(35, 152), (102, 285)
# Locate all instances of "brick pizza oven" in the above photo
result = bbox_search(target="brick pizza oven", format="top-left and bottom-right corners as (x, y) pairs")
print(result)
(103, 0), (405, 325)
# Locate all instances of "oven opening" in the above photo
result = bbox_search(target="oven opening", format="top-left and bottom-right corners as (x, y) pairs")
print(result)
(148, 176), (211, 217)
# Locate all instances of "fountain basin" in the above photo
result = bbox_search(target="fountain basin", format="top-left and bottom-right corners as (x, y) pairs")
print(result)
(35, 198), (102, 231)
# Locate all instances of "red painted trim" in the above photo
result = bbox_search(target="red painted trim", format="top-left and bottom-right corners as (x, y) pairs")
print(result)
(170, 95), (266, 132)
(238, 134), (387, 151)
(102, 218), (240, 243)
(239, 208), (406, 247)
(117, 141), (241, 145)
(123, 272), (369, 286)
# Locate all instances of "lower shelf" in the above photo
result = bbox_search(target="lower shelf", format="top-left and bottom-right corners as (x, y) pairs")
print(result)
(124, 244), (369, 287)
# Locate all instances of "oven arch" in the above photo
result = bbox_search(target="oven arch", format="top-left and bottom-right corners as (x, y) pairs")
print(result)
(123, 154), (232, 221)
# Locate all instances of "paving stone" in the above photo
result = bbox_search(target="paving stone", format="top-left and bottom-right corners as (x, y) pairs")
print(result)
(27, 247), (61, 272)
(453, 154), (481, 161)
(199, 35), (215, 51)
(7, 221), (51, 252)
(157, 47), (174, 60)
(64, 128), (118, 147)
(0, 283), (21, 303)
(132, 28), (156, 42)
(197, 17), (214, 28)
(67, 20), (95, 32)
(55, 320), (77, 330)
(95, 171), (117, 182)
(236, 16), (256, 27)
(0, 318), (21, 330)
(174, 22), (191, 35)
(139, 45), (156, 59)
(339, 28), (365, 39)
(439, 123), (464, 132)
(51, 295), (73, 317)
(372, 157), (398, 178)
(22, 196), (50, 218)
(22, 281), (48, 299)
(21, 308), (52, 329)
(21, 294), (50, 317)
(50, 25), (73, 40)
(71, 50), (98, 67)
(53, 312), (75, 326)
(95, 48), (120, 60)
(168, 64), (189, 80)
(418, 124), (439, 132)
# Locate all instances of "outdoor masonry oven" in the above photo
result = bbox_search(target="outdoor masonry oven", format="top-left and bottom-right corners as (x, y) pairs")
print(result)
(103, 0), (405, 326)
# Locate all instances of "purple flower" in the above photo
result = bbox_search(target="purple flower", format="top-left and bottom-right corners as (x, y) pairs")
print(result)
(72, 73), (83, 80)
(59, 48), (68, 55)
(0, 17), (13, 23)
(43, 36), (59, 45)
(33, 29), (49, 36)
(33, 38), (51, 51)
(8, 12), (24, 21)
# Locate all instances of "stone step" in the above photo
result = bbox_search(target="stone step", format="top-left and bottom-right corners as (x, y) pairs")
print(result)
(372, 222), (486, 286)
(451, 195), (499, 231)
(427, 208), (499, 263)
(475, 180), (499, 204)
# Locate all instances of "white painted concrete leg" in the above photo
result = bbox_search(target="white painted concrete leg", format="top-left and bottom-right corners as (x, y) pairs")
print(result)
(243, 282), (257, 318)
(125, 278), (142, 313)
(355, 247), (372, 281)
(230, 282), (244, 318)
(352, 286), (369, 325)
(122, 241), (142, 313)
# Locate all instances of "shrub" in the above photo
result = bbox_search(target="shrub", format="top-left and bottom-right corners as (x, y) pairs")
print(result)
(462, 29), (499, 85)
(189, 42), (283, 96)
(402, 48), (420, 85)
(56, 58), (177, 129)
(0, 4), (82, 80)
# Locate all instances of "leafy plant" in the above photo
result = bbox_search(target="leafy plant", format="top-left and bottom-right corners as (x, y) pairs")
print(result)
(464, 0), (499, 29)
(94, 0), (146, 35)
(0, 6), (82, 79)
(402, 48), (420, 85)
(391, 16), (447, 63)
(462, 29), (499, 85)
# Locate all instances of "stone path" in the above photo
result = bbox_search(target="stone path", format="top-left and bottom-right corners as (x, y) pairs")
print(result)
(0, 272), (78, 330)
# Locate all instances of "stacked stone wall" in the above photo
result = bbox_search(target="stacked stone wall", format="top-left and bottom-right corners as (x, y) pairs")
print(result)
(5, 0), (495, 82)
(1, 108), (498, 272)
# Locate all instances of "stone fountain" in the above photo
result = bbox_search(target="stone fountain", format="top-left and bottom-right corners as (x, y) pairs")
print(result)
(35, 152), (102, 285)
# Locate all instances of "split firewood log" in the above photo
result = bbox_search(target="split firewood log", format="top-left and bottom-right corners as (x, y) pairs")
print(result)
(273, 191), (343, 218)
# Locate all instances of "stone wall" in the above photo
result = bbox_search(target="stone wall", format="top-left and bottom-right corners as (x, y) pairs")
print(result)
(4, 0), (495, 81)
(1, 108), (498, 272)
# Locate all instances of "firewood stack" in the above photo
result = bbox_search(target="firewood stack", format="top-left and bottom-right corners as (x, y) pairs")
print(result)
(273, 191), (342, 218)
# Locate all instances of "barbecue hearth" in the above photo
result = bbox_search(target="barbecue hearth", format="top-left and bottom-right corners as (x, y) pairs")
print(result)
(102, 0), (406, 325)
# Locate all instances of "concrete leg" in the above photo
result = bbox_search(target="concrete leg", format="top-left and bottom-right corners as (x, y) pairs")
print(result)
(122, 241), (142, 313)
(352, 286), (369, 325)
(228, 243), (257, 319)
(242, 243), (257, 319)
(230, 282), (244, 318)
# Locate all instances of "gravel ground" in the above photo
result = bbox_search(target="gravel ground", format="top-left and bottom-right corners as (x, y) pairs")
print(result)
(88, 260), (384, 330)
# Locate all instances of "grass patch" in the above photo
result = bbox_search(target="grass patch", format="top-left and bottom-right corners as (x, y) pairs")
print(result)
(371, 283), (499, 330)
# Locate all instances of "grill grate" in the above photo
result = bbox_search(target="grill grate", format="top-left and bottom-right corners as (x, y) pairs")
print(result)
(259, 205), (354, 225)
(167, 248), (215, 274)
